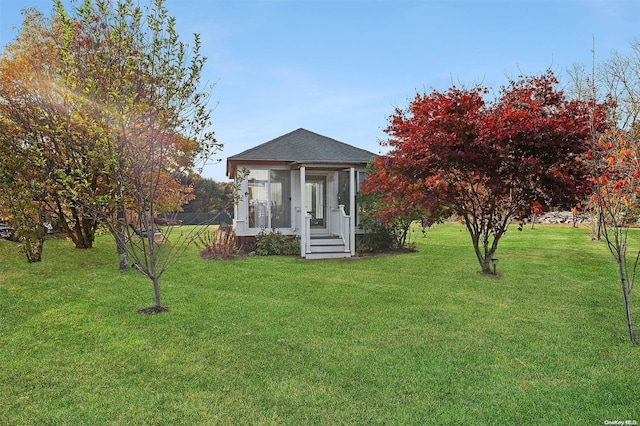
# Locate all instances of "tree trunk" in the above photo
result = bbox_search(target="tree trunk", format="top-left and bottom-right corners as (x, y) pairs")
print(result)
(468, 223), (504, 275)
(618, 263), (638, 345)
(480, 257), (492, 274)
(16, 213), (46, 262)
(80, 217), (96, 248)
(471, 236), (494, 274)
(152, 275), (162, 309)
(117, 237), (128, 271)
(591, 211), (602, 241)
(466, 218), (495, 275)
(59, 204), (96, 249)
(23, 237), (44, 262)
(112, 220), (129, 271)
(622, 284), (637, 345)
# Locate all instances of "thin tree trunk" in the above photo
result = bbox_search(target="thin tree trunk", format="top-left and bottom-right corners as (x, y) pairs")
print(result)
(592, 211), (603, 241)
(116, 234), (128, 271)
(618, 263), (638, 344)
(113, 213), (129, 271)
(622, 285), (637, 345)
(152, 275), (162, 309)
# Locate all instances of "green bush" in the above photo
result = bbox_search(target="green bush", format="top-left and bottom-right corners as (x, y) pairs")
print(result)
(357, 204), (411, 253)
(356, 190), (419, 253)
(255, 229), (299, 255)
(355, 223), (396, 253)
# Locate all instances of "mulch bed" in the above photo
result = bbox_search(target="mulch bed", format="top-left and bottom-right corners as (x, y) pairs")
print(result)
(137, 306), (170, 315)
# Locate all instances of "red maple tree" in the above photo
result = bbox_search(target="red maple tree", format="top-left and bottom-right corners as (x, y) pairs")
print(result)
(365, 70), (608, 274)
(590, 128), (640, 344)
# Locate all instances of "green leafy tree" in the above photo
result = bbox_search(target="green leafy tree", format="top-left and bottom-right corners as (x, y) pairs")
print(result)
(182, 176), (234, 215)
(1, 0), (223, 311)
(53, 0), (221, 313)
(0, 122), (47, 262)
(0, 7), (100, 250)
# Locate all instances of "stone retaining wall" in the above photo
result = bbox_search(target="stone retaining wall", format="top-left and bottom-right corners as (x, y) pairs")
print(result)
(534, 211), (591, 225)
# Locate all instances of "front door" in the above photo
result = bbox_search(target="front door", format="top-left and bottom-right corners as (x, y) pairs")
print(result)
(305, 176), (326, 231)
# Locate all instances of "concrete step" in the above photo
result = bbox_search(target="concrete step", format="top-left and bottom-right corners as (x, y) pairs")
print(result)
(310, 236), (346, 253)
(305, 251), (351, 260)
(306, 235), (350, 259)
(310, 236), (343, 245)
(310, 244), (346, 253)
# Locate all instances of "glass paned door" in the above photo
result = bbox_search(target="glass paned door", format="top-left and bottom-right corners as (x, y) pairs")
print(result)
(270, 169), (291, 228)
(305, 176), (326, 228)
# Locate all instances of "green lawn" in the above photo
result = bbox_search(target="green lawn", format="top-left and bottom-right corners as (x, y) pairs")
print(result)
(0, 224), (638, 425)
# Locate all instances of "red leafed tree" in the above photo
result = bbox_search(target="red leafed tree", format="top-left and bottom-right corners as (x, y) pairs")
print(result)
(361, 158), (447, 247)
(591, 130), (639, 345)
(584, 40), (640, 345)
(366, 70), (608, 274)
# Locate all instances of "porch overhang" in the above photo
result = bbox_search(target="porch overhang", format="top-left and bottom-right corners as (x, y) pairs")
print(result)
(226, 160), (293, 180)
(289, 161), (370, 171)
(227, 160), (371, 180)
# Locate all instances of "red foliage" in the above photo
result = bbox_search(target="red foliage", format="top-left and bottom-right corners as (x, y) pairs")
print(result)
(363, 70), (610, 272)
(591, 130), (640, 211)
(367, 70), (607, 222)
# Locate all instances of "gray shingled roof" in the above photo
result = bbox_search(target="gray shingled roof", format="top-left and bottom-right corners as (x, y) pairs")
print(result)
(227, 128), (377, 164)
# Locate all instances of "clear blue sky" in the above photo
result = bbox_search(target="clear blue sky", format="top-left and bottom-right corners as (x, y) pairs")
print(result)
(1, 0), (639, 181)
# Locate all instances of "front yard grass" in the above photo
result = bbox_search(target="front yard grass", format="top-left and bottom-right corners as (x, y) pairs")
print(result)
(0, 223), (638, 424)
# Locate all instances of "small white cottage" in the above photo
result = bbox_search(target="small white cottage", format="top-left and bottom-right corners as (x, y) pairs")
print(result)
(226, 128), (377, 259)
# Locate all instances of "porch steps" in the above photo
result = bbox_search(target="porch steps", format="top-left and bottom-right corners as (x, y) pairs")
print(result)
(306, 236), (351, 259)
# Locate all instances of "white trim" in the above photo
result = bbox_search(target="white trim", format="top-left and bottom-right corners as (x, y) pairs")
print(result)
(300, 166), (306, 258)
(349, 167), (356, 256)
